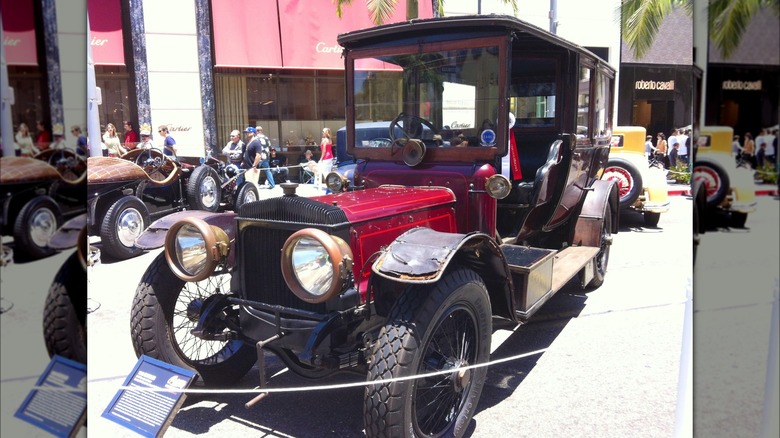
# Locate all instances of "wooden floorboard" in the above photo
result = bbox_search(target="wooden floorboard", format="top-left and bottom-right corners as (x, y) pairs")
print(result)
(551, 246), (600, 292)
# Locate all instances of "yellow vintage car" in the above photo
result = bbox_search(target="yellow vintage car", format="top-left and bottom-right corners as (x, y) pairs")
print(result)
(694, 126), (757, 228)
(604, 126), (670, 226)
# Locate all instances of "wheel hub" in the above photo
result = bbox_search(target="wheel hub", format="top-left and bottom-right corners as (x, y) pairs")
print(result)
(186, 298), (204, 322)
(447, 359), (470, 392)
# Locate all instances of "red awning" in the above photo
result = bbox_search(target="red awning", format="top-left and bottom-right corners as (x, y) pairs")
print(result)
(212, 0), (283, 68)
(212, 0), (433, 69)
(1, 0), (37, 66)
(88, 0), (125, 66)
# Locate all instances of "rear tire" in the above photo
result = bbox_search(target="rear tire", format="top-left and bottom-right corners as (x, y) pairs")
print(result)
(584, 203), (612, 289)
(603, 158), (643, 208)
(364, 268), (491, 438)
(693, 161), (730, 207)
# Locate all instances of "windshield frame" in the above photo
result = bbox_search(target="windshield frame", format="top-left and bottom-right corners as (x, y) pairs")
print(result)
(344, 35), (509, 162)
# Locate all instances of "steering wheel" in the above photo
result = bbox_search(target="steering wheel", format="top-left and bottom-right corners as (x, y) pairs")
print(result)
(135, 147), (165, 174)
(389, 112), (438, 147)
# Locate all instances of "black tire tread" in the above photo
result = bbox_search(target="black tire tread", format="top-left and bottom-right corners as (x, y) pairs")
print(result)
(186, 166), (221, 212)
(43, 253), (87, 363)
(130, 253), (255, 386)
(99, 196), (147, 260)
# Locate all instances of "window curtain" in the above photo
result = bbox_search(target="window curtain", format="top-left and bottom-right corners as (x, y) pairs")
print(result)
(215, 75), (248, 150)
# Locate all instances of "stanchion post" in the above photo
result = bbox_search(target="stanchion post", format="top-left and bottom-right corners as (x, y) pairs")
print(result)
(674, 281), (692, 437)
(760, 287), (779, 437)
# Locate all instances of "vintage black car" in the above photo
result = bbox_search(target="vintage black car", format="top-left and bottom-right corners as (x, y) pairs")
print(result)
(1, 151), (86, 261)
(87, 147), (259, 260)
(131, 15), (618, 437)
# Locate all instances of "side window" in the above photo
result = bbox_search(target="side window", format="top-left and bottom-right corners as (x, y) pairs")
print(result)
(577, 66), (592, 139)
(509, 58), (557, 128)
(594, 70), (611, 137)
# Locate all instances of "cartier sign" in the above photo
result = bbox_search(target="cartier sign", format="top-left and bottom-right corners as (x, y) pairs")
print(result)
(634, 80), (675, 91)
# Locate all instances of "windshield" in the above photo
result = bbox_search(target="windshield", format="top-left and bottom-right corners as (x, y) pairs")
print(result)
(350, 43), (503, 151)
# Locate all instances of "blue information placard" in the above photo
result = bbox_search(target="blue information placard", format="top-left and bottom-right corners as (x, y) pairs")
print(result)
(15, 355), (87, 438)
(102, 355), (197, 438)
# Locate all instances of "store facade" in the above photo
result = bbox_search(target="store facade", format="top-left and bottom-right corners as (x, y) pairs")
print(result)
(703, 9), (779, 139)
(86, 0), (433, 158)
(617, 7), (697, 137)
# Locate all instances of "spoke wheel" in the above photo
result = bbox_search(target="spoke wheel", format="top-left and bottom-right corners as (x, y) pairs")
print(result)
(131, 253), (256, 386)
(364, 268), (491, 438)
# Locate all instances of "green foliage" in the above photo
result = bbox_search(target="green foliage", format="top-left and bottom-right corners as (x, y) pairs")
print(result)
(754, 163), (778, 184)
(667, 161), (691, 184)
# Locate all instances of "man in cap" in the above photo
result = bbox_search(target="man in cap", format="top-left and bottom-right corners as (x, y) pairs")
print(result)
(139, 124), (154, 149)
(243, 126), (275, 189)
(222, 129), (245, 166)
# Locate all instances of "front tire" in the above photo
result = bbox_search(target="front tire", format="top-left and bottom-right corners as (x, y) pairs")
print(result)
(43, 252), (87, 363)
(603, 158), (643, 209)
(13, 196), (62, 260)
(187, 166), (222, 212)
(100, 196), (149, 260)
(364, 268), (491, 438)
(235, 181), (259, 210)
(643, 211), (661, 227)
(130, 253), (256, 386)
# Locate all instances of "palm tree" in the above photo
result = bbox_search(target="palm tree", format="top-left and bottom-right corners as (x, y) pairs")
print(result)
(334, 0), (518, 26)
(620, 0), (780, 60)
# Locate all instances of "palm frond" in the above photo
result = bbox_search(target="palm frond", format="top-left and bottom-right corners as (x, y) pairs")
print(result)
(708, 0), (760, 59)
(620, 0), (675, 59)
(333, 0), (354, 19)
(367, 0), (399, 25)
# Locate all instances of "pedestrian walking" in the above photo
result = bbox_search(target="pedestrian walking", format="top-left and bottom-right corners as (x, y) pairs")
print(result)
(158, 125), (177, 157)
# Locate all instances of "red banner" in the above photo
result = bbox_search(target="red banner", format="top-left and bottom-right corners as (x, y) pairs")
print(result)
(212, 0), (283, 68)
(1, 0), (37, 66)
(88, 0), (125, 66)
(212, 0), (432, 69)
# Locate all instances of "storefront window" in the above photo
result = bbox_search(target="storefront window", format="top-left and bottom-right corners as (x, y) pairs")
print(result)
(95, 66), (132, 132)
(7, 66), (46, 134)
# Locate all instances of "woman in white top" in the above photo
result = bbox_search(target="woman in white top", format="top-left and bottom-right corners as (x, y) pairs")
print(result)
(103, 123), (125, 157)
(15, 123), (37, 156)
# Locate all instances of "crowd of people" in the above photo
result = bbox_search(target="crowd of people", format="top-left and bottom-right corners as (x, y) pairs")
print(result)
(645, 128), (691, 169)
(732, 128), (778, 169)
(218, 125), (333, 188)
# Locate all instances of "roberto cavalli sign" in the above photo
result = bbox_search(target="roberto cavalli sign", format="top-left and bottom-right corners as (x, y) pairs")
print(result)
(102, 355), (196, 437)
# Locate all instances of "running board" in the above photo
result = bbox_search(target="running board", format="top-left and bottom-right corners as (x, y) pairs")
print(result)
(506, 245), (599, 321)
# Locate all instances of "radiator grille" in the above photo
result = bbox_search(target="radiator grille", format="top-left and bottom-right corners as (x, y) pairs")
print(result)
(237, 196), (349, 313)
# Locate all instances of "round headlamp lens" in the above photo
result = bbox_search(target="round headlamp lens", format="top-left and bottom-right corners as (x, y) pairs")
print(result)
(175, 223), (208, 276)
(291, 236), (333, 296)
(325, 172), (345, 192)
(486, 174), (511, 199)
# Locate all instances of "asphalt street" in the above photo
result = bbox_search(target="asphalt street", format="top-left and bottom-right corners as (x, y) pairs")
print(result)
(2, 190), (777, 437)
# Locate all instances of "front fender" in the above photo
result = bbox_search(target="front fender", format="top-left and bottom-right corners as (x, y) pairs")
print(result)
(48, 213), (87, 250)
(372, 227), (515, 319)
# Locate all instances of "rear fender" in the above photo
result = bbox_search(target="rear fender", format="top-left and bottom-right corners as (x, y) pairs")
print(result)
(135, 210), (238, 265)
(574, 179), (619, 247)
(372, 227), (514, 319)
